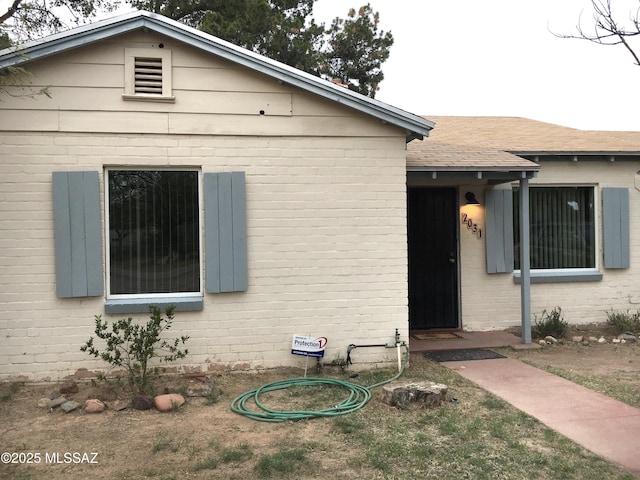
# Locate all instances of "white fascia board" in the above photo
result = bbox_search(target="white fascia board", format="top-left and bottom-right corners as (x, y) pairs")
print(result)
(0, 11), (433, 141)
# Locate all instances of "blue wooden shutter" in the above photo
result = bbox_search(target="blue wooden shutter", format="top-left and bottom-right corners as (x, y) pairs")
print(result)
(52, 171), (104, 298)
(485, 189), (514, 273)
(204, 172), (248, 293)
(602, 187), (629, 269)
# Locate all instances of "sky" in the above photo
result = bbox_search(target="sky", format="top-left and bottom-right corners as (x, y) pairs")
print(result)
(2, 0), (639, 131)
(311, 0), (640, 131)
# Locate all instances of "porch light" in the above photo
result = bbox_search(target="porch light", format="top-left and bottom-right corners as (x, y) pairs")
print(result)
(464, 191), (480, 205)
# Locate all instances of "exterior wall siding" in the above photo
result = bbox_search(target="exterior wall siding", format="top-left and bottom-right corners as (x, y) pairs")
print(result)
(458, 161), (640, 331)
(0, 132), (408, 381)
(0, 30), (409, 381)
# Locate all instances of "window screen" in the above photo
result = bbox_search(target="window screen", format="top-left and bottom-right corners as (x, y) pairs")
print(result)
(108, 170), (200, 295)
(514, 187), (595, 269)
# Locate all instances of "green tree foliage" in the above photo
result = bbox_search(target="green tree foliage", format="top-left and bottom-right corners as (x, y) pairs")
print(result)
(1, 0), (116, 98)
(130, 0), (393, 97)
(130, 0), (326, 74)
(0, 0), (393, 98)
(0, 0), (119, 44)
(0, 32), (10, 49)
(323, 4), (393, 98)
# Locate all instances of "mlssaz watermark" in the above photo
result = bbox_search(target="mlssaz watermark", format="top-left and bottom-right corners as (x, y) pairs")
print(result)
(1, 451), (99, 464)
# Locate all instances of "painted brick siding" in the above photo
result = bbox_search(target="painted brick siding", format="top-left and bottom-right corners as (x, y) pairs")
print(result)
(458, 161), (640, 331)
(0, 132), (408, 381)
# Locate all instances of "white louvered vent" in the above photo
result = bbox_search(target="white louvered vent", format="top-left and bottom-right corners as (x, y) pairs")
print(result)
(134, 57), (163, 95)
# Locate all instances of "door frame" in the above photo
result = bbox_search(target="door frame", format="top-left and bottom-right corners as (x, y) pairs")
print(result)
(407, 186), (462, 331)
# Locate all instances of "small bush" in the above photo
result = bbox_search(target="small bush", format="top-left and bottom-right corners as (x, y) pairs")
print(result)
(81, 305), (189, 395)
(533, 307), (568, 339)
(606, 310), (640, 334)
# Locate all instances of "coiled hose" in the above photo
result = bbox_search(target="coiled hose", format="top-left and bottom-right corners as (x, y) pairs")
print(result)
(230, 344), (410, 422)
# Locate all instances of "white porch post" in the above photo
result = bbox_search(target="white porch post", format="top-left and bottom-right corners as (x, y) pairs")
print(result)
(519, 176), (532, 343)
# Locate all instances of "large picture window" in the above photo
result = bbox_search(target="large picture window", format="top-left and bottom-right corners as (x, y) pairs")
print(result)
(514, 186), (595, 270)
(107, 170), (200, 297)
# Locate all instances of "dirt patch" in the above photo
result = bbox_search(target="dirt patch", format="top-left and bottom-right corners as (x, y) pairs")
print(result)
(506, 323), (638, 369)
(1, 326), (639, 479)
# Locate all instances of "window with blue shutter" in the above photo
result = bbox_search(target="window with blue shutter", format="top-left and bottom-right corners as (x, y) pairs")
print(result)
(204, 172), (248, 293)
(52, 171), (104, 298)
(513, 187), (596, 270)
(602, 187), (630, 269)
(53, 170), (248, 307)
(485, 189), (514, 273)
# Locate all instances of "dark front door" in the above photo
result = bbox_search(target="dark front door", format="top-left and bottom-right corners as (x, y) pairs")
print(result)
(407, 187), (459, 329)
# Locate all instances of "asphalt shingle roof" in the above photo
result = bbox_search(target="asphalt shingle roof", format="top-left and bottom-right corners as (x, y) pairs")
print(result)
(407, 116), (640, 173)
(423, 116), (640, 153)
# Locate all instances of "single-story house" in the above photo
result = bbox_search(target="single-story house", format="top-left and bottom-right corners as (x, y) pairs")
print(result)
(407, 116), (640, 336)
(0, 10), (434, 381)
(2, 10), (639, 382)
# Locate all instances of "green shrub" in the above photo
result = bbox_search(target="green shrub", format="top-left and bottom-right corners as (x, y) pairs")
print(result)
(533, 307), (568, 339)
(606, 310), (640, 334)
(81, 305), (189, 395)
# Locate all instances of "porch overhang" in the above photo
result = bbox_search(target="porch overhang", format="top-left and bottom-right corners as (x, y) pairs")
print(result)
(405, 150), (539, 345)
(406, 168), (538, 184)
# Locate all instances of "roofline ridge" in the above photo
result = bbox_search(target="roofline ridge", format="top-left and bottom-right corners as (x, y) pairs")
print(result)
(0, 9), (433, 141)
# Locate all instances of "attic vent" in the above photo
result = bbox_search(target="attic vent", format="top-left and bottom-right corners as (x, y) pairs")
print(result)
(134, 57), (163, 95)
(123, 48), (174, 102)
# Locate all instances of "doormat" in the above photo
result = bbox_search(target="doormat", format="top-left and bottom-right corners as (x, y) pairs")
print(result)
(411, 332), (462, 341)
(424, 349), (506, 362)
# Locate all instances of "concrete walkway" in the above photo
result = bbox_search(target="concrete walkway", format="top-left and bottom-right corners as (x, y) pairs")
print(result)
(442, 357), (640, 477)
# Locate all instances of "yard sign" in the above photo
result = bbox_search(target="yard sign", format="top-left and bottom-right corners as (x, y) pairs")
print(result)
(291, 335), (328, 358)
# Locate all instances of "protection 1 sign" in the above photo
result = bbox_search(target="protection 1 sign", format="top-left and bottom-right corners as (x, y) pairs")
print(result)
(291, 335), (327, 358)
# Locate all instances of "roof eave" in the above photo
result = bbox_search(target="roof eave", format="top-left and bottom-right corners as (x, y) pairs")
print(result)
(0, 11), (433, 142)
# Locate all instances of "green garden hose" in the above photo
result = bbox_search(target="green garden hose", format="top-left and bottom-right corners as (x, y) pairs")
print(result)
(230, 344), (410, 422)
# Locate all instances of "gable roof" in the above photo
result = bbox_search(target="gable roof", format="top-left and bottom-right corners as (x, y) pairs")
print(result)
(424, 116), (640, 154)
(0, 10), (433, 142)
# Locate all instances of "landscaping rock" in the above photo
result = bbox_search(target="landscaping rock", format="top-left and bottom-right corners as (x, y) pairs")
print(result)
(186, 383), (213, 398)
(84, 399), (105, 413)
(618, 333), (637, 343)
(544, 336), (558, 345)
(598, 336), (607, 344)
(154, 393), (186, 412)
(60, 400), (81, 413)
(59, 381), (79, 395)
(588, 336), (599, 343)
(49, 396), (68, 408)
(38, 398), (51, 408)
(572, 335), (584, 343)
(133, 394), (154, 410)
(49, 390), (62, 400)
(105, 400), (128, 411)
(613, 338), (621, 344)
(381, 381), (447, 409)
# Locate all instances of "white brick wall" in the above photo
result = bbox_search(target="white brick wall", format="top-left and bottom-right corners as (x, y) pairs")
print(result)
(459, 161), (640, 331)
(0, 132), (409, 381)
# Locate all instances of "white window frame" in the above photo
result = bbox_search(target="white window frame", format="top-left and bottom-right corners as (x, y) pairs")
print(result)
(104, 167), (203, 301)
(122, 47), (175, 102)
(513, 183), (601, 280)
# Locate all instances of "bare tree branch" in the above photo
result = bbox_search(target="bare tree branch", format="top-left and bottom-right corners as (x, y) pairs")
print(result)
(0, 0), (24, 25)
(552, 0), (640, 66)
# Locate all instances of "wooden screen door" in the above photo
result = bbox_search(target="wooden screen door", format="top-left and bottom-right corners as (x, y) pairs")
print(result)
(407, 187), (459, 330)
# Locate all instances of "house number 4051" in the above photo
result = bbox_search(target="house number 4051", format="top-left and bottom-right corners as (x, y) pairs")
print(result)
(461, 213), (482, 239)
